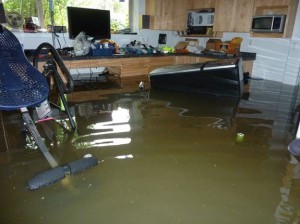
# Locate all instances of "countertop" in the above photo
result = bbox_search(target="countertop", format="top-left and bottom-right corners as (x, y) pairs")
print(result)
(27, 50), (256, 62)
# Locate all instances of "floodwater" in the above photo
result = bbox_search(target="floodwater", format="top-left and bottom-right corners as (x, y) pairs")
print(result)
(0, 79), (300, 224)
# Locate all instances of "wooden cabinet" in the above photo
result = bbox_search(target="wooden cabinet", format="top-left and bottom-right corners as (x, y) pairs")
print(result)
(122, 58), (150, 76)
(65, 56), (253, 78)
(145, 0), (298, 38)
(149, 56), (176, 72)
(175, 56), (216, 64)
(70, 59), (99, 68)
(252, 0), (298, 38)
(145, 0), (217, 31)
(191, 0), (216, 9)
(214, 0), (255, 32)
(145, 0), (193, 31)
(243, 61), (253, 76)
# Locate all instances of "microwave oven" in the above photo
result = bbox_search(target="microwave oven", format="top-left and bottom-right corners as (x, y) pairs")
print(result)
(187, 12), (214, 27)
(251, 15), (286, 33)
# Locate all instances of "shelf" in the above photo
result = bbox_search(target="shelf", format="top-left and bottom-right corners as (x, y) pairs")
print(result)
(250, 32), (284, 38)
(180, 34), (213, 37)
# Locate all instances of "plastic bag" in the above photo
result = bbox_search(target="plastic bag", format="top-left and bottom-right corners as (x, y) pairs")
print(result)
(73, 32), (91, 56)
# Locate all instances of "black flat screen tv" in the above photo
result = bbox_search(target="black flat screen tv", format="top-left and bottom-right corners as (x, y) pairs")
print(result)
(67, 6), (111, 40)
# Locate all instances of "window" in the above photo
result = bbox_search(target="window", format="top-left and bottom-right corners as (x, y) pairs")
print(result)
(3, 0), (136, 33)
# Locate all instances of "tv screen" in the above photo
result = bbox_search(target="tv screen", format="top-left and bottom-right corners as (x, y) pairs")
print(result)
(0, 3), (6, 23)
(67, 6), (111, 40)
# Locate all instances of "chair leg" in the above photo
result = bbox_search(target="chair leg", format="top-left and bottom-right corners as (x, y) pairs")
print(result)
(20, 107), (58, 168)
(21, 107), (100, 190)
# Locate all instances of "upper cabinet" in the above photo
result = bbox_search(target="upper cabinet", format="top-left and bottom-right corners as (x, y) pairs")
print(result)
(145, 0), (215, 31)
(252, 0), (298, 38)
(145, 0), (298, 38)
(145, 0), (193, 31)
(213, 0), (255, 33)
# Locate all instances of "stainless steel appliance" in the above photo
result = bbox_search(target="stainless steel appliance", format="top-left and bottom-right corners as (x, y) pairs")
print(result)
(186, 11), (214, 35)
(187, 12), (214, 26)
(251, 15), (286, 33)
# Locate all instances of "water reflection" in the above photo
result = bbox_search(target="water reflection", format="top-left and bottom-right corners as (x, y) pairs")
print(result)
(71, 90), (241, 150)
(274, 153), (300, 223)
(0, 80), (299, 224)
(73, 105), (132, 149)
(145, 89), (240, 131)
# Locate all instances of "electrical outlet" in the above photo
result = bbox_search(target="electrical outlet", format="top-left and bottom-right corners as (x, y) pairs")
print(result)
(158, 34), (167, 44)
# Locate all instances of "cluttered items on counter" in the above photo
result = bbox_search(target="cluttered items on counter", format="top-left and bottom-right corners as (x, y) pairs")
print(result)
(203, 37), (243, 56)
(72, 31), (119, 56)
(90, 39), (118, 56)
(122, 40), (156, 54)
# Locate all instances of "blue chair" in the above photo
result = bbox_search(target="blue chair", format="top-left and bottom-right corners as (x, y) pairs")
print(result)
(0, 24), (98, 190)
(0, 24), (57, 166)
(0, 25), (49, 110)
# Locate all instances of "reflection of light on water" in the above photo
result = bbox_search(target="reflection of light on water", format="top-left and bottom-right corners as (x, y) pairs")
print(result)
(207, 118), (229, 130)
(88, 107), (130, 132)
(74, 107), (132, 149)
(88, 138), (131, 147)
(88, 123), (131, 134)
(115, 154), (134, 160)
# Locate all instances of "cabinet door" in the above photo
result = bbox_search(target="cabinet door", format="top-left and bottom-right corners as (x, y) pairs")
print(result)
(70, 59), (99, 68)
(121, 58), (150, 76)
(146, 0), (192, 31)
(191, 0), (216, 9)
(233, 0), (255, 32)
(214, 0), (254, 32)
(254, 0), (290, 7)
(149, 56), (176, 72)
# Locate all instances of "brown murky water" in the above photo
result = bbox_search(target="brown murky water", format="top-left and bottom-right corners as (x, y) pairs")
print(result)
(0, 79), (300, 224)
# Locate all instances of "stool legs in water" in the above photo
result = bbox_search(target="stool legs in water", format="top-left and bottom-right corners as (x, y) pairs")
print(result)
(21, 107), (99, 190)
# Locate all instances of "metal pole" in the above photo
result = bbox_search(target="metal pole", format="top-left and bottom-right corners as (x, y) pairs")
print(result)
(49, 0), (55, 47)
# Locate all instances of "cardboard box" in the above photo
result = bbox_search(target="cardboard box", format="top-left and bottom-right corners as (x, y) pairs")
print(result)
(206, 39), (222, 50)
(174, 41), (189, 50)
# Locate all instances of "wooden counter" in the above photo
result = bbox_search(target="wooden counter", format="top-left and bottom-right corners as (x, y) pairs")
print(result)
(61, 54), (254, 77)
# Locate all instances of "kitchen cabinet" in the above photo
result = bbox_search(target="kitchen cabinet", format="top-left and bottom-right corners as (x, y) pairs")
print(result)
(213, 0), (255, 33)
(70, 59), (99, 68)
(175, 56), (216, 64)
(191, 0), (216, 9)
(252, 0), (298, 38)
(149, 56), (176, 72)
(63, 55), (253, 79)
(121, 58), (150, 76)
(66, 56), (175, 77)
(145, 0), (193, 31)
(145, 0), (217, 31)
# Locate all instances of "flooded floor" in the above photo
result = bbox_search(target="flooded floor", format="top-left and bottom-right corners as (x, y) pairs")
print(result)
(0, 78), (300, 224)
